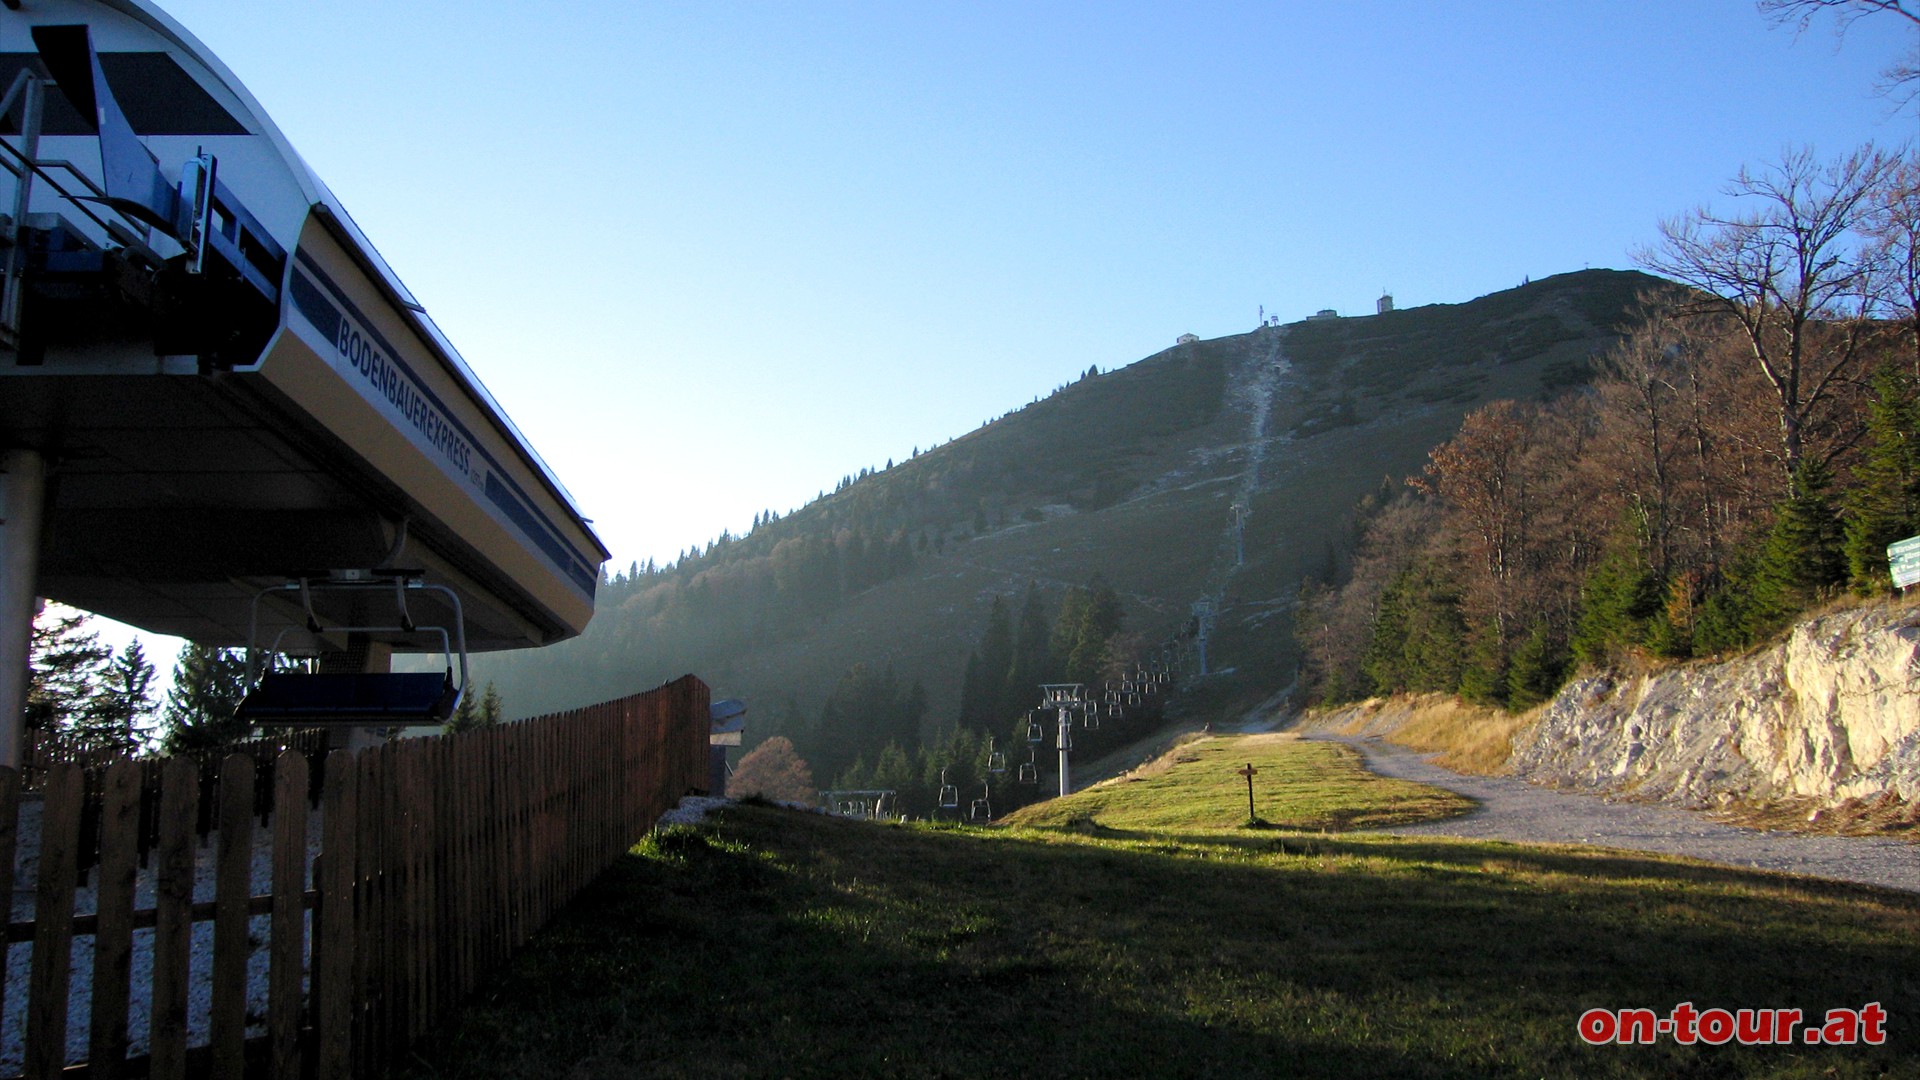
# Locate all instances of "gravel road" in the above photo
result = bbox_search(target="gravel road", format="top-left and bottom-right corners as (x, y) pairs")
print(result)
(1309, 734), (1920, 894)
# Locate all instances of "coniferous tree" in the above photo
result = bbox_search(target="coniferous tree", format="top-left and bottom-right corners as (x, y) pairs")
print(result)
(79, 641), (157, 753)
(870, 742), (916, 813)
(1571, 537), (1665, 666)
(24, 609), (112, 735)
(447, 679), (505, 734)
(1051, 575), (1124, 687)
(971, 595), (1014, 723)
(1457, 623), (1510, 708)
(447, 686), (480, 733)
(1362, 561), (1465, 695)
(1506, 622), (1569, 710)
(1843, 364), (1920, 591)
(957, 651), (987, 729)
(479, 682), (504, 726)
(832, 754), (870, 792)
(1749, 457), (1848, 634)
(160, 644), (254, 753)
(1004, 582), (1052, 719)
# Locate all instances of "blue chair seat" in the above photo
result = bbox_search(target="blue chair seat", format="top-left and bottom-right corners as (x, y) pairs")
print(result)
(237, 672), (456, 726)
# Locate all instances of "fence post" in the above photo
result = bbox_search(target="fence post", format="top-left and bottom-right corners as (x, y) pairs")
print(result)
(269, 748), (308, 1079)
(150, 755), (199, 1080)
(210, 753), (254, 1079)
(89, 760), (140, 1080)
(24, 763), (81, 1080)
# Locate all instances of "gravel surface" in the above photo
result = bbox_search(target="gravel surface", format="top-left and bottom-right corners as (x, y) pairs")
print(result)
(0, 797), (322, 1075)
(1310, 734), (1920, 894)
(656, 796), (732, 826)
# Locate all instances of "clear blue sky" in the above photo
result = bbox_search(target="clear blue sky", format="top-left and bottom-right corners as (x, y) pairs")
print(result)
(89, 1), (1917, 667)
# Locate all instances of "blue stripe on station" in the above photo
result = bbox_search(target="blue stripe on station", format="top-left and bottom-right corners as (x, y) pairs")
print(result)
(288, 251), (599, 596)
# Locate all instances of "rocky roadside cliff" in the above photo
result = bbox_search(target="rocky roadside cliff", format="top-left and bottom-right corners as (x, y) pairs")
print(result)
(1509, 599), (1920, 811)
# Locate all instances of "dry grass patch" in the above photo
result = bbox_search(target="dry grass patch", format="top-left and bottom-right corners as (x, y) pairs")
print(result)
(1712, 791), (1920, 843)
(1302, 694), (1534, 774)
(1385, 698), (1537, 774)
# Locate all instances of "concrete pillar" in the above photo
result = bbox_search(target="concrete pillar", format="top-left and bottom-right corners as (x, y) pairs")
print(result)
(0, 449), (47, 770)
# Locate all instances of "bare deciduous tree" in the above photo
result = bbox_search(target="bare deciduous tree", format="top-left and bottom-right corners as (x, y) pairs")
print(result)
(1761, 0), (1920, 109)
(1636, 145), (1897, 482)
(1865, 154), (1920, 377)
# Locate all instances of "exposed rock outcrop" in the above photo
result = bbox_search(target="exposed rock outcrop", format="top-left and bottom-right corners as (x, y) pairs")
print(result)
(1510, 601), (1920, 809)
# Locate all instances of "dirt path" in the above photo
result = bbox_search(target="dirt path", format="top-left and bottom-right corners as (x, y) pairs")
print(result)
(1309, 733), (1920, 894)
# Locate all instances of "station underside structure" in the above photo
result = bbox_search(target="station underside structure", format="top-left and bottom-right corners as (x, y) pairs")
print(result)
(0, 1), (608, 762)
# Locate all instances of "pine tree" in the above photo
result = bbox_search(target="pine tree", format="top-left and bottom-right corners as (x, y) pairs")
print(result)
(1362, 560), (1464, 695)
(832, 754), (870, 792)
(447, 679), (504, 734)
(1004, 582), (1052, 717)
(447, 686), (480, 733)
(1506, 622), (1569, 710)
(1749, 458), (1847, 635)
(1457, 622), (1510, 708)
(1050, 576), (1125, 687)
(24, 609), (112, 735)
(1843, 364), (1920, 592)
(160, 644), (254, 752)
(1571, 537), (1664, 666)
(957, 650), (987, 728)
(77, 641), (157, 752)
(871, 742), (916, 813)
(479, 682), (504, 726)
(969, 595), (1014, 723)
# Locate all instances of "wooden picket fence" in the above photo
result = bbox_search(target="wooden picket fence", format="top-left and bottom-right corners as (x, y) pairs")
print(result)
(0, 673), (710, 1079)
(16, 727), (334, 793)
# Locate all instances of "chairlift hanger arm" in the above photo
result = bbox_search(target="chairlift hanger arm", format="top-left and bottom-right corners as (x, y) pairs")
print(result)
(244, 573), (468, 701)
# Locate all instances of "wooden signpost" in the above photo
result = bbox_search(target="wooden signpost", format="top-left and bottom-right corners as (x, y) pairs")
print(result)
(1238, 762), (1258, 825)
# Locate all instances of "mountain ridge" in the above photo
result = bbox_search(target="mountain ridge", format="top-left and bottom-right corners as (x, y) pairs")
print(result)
(476, 267), (1665, 770)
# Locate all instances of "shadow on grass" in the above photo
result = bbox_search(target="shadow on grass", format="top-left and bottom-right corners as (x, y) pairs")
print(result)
(404, 805), (1920, 1080)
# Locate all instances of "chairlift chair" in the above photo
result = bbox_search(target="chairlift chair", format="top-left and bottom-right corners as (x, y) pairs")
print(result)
(1128, 692), (1141, 707)
(1018, 750), (1039, 785)
(938, 767), (959, 810)
(235, 570), (467, 729)
(986, 737), (1008, 776)
(1082, 707), (1099, 731)
(1025, 711), (1046, 743)
(970, 793), (992, 823)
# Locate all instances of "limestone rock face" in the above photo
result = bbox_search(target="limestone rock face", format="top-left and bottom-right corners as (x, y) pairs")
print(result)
(1510, 603), (1920, 808)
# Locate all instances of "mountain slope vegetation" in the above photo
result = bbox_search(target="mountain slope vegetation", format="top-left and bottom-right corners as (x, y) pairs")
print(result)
(476, 269), (1659, 778)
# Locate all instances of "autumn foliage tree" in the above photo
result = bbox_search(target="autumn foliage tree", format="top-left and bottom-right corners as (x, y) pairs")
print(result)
(728, 735), (817, 804)
(1301, 143), (1920, 711)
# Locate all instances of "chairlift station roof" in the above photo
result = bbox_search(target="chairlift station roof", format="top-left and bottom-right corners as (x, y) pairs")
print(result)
(0, 0), (609, 654)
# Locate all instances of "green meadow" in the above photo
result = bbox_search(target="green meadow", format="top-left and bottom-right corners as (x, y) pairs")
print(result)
(405, 735), (1920, 1079)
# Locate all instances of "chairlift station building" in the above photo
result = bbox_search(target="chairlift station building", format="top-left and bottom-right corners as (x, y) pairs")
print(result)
(0, 0), (610, 757)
